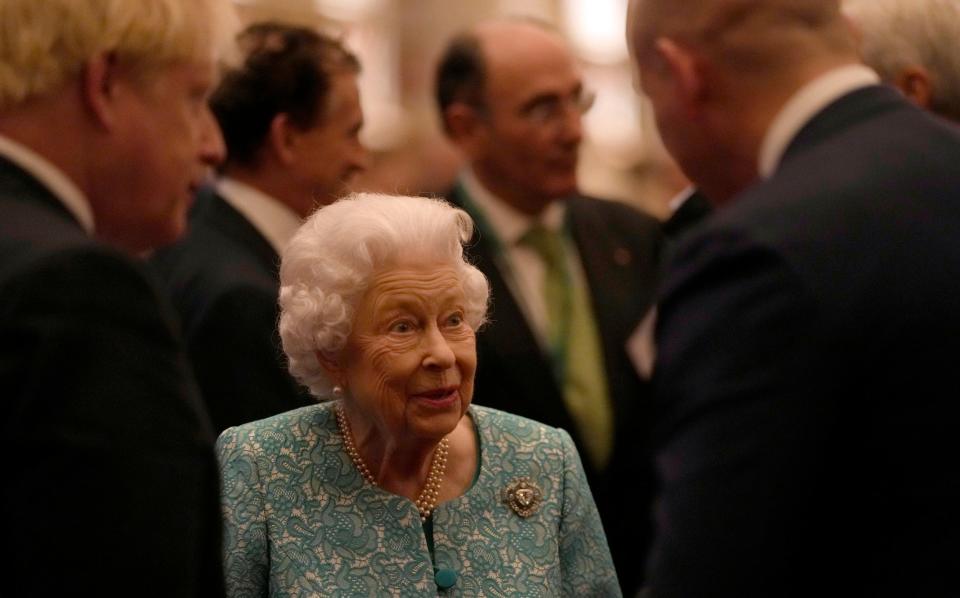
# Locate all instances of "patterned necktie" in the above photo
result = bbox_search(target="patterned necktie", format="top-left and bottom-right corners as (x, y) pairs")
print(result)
(520, 224), (613, 469)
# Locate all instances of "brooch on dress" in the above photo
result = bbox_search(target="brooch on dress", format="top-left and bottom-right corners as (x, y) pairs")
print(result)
(502, 478), (542, 517)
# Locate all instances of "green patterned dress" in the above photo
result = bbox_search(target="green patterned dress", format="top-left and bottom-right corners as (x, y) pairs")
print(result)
(217, 402), (621, 597)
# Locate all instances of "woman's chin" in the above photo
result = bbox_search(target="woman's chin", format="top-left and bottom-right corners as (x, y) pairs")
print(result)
(406, 389), (470, 440)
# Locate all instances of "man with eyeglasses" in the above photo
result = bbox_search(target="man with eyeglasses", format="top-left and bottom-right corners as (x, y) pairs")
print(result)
(435, 18), (663, 594)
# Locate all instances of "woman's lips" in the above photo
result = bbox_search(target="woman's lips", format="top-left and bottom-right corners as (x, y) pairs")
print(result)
(411, 386), (460, 406)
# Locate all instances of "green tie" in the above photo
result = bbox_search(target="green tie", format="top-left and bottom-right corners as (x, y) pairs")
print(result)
(520, 224), (613, 470)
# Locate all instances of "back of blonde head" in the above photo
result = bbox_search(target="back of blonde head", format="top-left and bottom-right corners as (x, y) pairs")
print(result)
(0, 0), (238, 109)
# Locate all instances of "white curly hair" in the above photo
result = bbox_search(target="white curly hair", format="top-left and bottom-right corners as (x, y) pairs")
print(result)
(278, 192), (490, 399)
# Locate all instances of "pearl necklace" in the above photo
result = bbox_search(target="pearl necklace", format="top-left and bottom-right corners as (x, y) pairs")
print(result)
(335, 405), (449, 521)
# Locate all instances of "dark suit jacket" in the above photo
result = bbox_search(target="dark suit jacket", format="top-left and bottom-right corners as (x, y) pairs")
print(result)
(150, 188), (313, 433)
(660, 188), (713, 275)
(448, 184), (664, 594)
(0, 157), (224, 596)
(662, 188), (712, 240)
(649, 85), (960, 597)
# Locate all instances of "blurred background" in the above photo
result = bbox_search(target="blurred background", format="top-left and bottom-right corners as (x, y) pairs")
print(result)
(233, 0), (688, 218)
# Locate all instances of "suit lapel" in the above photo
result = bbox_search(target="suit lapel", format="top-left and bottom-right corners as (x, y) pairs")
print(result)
(566, 197), (661, 448)
(566, 198), (628, 418)
(567, 197), (641, 351)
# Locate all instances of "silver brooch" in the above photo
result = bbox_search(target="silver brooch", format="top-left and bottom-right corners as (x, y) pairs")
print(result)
(502, 478), (542, 517)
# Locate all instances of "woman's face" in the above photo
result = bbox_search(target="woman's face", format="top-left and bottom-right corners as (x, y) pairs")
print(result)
(334, 262), (477, 444)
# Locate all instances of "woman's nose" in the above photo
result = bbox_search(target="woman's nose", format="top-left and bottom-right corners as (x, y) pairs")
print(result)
(422, 326), (455, 369)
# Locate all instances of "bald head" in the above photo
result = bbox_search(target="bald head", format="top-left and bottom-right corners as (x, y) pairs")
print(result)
(470, 20), (577, 110)
(436, 18), (568, 117)
(629, 0), (856, 77)
(473, 19), (567, 60)
(626, 0), (860, 203)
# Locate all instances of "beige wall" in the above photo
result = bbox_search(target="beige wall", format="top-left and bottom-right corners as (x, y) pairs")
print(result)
(232, 0), (686, 219)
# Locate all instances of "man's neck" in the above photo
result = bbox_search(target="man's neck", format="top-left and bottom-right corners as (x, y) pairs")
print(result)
(469, 164), (554, 216)
(702, 57), (868, 204)
(223, 164), (317, 219)
(757, 61), (878, 178)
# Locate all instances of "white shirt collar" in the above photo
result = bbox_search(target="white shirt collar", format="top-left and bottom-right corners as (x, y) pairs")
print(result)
(668, 185), (697, 214)
(459, 168), (566, 245)
(216, 176), (302, 254)
(758, 64), (880, 178)
(0, 133), (94, 233)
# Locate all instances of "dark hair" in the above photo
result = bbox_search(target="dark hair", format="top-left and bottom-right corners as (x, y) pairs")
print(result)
(211, 22), (359, 167)
(434, 32), (486, 134)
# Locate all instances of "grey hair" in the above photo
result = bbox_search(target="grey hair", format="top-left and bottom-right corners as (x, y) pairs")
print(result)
(844, 0), (960, 120)
(278, 192), (490, 399)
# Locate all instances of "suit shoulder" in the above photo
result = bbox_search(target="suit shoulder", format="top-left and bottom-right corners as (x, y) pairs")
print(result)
(0, 245), (184, 365)
(152, 217), (262, 271)
(700, 105), (960, 281)
(2, 233), (160, 302)
(728, 103), (960, 232)
(0, 198), (94, 261)
(151, 221), (277, 301)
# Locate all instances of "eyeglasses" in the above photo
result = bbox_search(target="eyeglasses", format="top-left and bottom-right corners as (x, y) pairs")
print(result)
(521, 87), (596, 127)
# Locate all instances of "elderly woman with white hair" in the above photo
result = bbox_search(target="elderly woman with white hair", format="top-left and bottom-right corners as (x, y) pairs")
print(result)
(216, 193), (620, 597)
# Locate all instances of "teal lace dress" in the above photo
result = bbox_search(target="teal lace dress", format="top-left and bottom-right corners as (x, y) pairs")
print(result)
(217, 402), (621, 597)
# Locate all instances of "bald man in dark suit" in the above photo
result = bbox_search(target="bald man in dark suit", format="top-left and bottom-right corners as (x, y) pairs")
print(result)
(628, 0), (960, 595)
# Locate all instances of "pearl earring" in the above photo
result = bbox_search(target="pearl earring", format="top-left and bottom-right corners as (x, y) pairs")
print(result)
(332, 385), (343, 398)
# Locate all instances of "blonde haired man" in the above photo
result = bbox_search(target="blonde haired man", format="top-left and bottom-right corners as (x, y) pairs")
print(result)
(0, 1), (237, 595)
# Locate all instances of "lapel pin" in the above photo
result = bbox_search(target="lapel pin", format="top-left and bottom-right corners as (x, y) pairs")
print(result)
(613, 247), (632, 266)
(502, 478), (542, 518)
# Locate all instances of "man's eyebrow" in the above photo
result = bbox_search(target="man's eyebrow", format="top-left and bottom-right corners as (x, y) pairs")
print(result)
(519, 82), (584, 112)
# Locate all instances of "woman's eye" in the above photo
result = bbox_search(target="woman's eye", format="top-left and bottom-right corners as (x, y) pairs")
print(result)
(389, 320), (414, 333)
(445, 312), (464, 327)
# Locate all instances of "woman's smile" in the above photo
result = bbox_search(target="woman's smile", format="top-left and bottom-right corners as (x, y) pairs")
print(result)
(410, 385), (461, 408)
